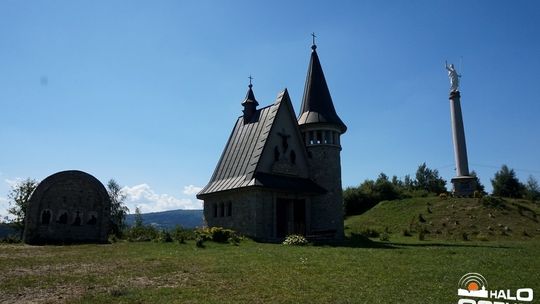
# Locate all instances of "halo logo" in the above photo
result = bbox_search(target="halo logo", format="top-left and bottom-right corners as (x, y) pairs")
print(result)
(457, 273), (534, 304)
(458, 273), (489, 298)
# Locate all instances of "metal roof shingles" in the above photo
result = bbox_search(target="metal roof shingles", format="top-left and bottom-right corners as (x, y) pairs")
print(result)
(198, 103), (279, 196)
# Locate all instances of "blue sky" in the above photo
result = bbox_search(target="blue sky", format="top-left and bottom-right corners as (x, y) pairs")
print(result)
(1, 1), (539, 215)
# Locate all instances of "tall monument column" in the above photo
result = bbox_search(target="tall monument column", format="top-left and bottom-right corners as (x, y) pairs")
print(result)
(446, 62), (475, 196)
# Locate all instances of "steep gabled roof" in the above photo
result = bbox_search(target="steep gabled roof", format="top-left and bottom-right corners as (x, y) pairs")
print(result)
(197, 89), (324, 198)
(298, 45), (347, 133)
(197, 102), (277, 197)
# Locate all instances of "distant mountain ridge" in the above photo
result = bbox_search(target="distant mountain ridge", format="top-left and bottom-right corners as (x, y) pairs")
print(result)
(126, 209), (204, 230)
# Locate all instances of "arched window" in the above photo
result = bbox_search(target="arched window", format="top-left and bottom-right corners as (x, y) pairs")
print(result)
(219, 202), (225, 217)
(290, 150), (296, 164)
(41, 209), (52, 225)
(316, 131), (322, 144)
(87, 213), (97, 225)
(57, 211), (68, 224)
(227, 201), (232, 217)
(213, 203), (218, 218)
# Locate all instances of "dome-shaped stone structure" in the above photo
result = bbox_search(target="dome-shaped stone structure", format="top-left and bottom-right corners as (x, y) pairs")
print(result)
(23, 170), (110, 244)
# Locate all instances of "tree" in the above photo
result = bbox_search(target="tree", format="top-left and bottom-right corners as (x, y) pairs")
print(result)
(107, 179), (129, 237)
(470, 170), (486, 195)
(491, 165), (524, 198)
(134, 206), (144, 228)
(7, 178), (38, 235)
(525, 175), (540, 203)
(374, 173), (400, 201)
(414, 163), (447, 194)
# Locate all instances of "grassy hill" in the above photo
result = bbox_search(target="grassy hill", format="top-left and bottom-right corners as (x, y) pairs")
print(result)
(345, 196), (540, 242)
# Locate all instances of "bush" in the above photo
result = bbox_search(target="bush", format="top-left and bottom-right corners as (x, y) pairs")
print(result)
(196, 227), (239, 244)
(481, 196), (505, 209)
(156, 230), (173, 243)
(358, 228), (380, 238)
(402, 229), (412, 237)
(171, 226), (196, 244)
(195, 236), (205, 248)
(0, 235), (21, 244)
(379, 232), (390, 242)
(282, 234), (309, 246)
(126, 225), (159, 242)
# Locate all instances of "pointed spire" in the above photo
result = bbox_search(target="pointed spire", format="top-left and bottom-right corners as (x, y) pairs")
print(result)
(242, 75), (259, 107)
(242, 76), (258, 123)
(298, 39), (347, 133)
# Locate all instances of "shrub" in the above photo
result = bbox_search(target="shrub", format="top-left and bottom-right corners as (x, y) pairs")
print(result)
(196, 227), (239, 244)
(402, 229), (412, 237)
(283, 234), (309, 246)
(157, 230), (173, 243)
(439, 193), (448, 200)
(195, 236), (205, 248)
(126, 225), (159, 242)
(379, 232), (390, 242)
(358, 228), (379, 238)
(171, 226), (196, 243)
(481, 196), (505, 209)
(0, 235), (21, 244)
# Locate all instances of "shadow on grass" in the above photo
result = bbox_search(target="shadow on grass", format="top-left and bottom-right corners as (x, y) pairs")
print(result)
(386, 242), (513, 249)
(312, 234), (514, 250)
(312, 233), (397, 249)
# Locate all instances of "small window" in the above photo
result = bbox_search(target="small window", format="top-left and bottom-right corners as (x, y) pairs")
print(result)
(226, 201), (232, 217)
(219, 202), (225, 217)
(87, 213), (97, 225)
(308, 131), (315, 145)
(57, 212), (68, 224)
(274, 146), (280, 161)
(72, 211), (82, 226)
(290, 150), (296, 164)
(41, 210), (52, 225)
(316, 131), (322, 144)
(213, 203), (218, 218)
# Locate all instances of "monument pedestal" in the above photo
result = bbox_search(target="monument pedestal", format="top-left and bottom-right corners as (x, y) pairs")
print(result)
(451, 175), (476, 197)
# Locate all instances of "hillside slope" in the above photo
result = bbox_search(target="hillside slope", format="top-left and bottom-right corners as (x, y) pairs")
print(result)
(345, 196), (540, 241)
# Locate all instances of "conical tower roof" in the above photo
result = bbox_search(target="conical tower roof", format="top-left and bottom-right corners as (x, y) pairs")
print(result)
(298, 44), (346, 133)
(241, 83), (259, 107)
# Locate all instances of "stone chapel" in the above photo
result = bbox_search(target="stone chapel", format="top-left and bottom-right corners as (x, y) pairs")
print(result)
(197, 42), (347, 241)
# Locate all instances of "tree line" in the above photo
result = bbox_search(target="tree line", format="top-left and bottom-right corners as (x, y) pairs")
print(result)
(344, 163), (540, 216)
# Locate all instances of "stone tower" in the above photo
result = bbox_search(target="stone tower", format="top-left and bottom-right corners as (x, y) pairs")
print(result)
(298, 42), (347, 239)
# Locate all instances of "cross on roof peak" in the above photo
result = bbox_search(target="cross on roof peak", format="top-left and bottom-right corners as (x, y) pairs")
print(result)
(248, 75), (254, 88)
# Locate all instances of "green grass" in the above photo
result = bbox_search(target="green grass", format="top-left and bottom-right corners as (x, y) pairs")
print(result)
(1, 198), (539, 303)
(1, 239), (539, 303)
(346, 196), (540, 242)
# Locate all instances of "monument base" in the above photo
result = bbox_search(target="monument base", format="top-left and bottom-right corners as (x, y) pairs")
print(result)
(451, 176), (476, 197)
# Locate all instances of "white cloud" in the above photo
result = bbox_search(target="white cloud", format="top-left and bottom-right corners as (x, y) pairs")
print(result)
(121, 184), (202, 214)
(183, 185), (202, 195)
(0, 196), (10, 220)
(4, 178), (23, 188)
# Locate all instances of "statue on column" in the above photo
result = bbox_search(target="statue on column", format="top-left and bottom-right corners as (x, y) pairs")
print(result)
(445, 61), (461, 92)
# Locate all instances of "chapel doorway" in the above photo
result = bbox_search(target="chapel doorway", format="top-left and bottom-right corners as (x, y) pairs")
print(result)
(276, 198), (306, 238)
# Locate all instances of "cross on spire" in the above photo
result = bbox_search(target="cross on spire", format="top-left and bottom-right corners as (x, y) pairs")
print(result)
(248, 75), (254, 88)
(311, 32), (317, 50)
